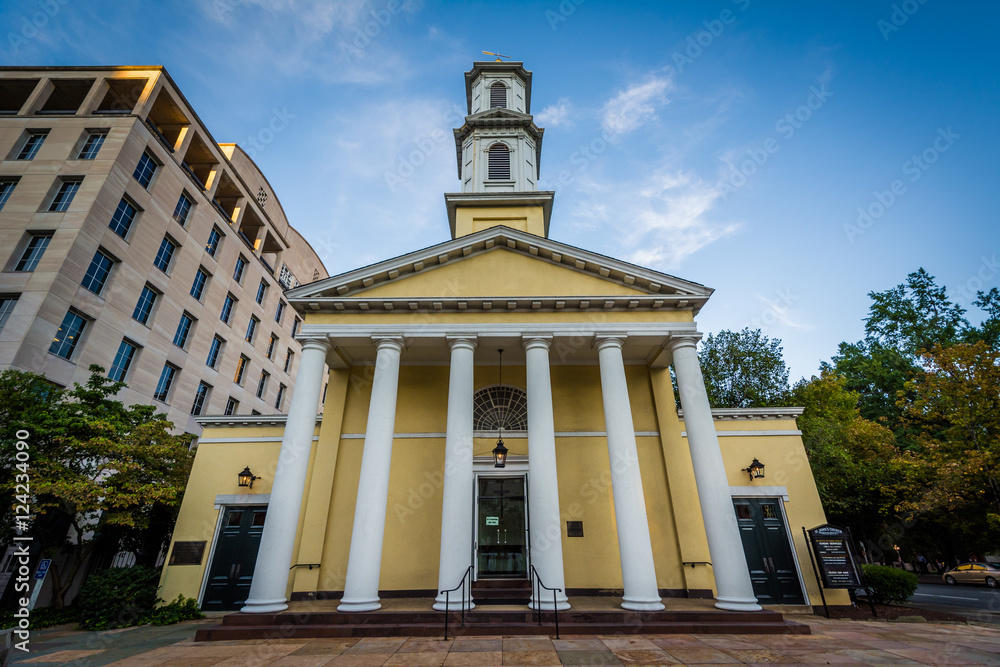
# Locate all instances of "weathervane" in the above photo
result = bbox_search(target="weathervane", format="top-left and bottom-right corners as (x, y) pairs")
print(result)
(482, 50), (511, 62)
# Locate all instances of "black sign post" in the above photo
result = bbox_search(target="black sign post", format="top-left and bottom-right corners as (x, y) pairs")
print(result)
(804, 525), (877, 618)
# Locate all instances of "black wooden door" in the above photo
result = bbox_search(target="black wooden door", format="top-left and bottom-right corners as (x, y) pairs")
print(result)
(733, 498), (805, 604)
(202, 506), (267, 610)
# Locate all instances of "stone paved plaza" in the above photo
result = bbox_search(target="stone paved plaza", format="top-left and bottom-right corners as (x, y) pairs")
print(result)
(11, 615), (1000, 665)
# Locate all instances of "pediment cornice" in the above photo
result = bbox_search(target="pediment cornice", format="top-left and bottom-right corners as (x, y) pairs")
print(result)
(286, 227), (713, 315)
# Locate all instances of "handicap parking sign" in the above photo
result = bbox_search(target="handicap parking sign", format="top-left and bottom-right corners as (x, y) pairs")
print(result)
(35, 559), (51, 579)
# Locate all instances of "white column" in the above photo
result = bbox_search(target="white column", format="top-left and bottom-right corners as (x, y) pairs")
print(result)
(523, 335), (571, 611)
(595, 335), (665, 611)
(338, 336), (404, 612)
(434, 336), (477, 611)
(671, 335), (761, 612)
(242, 337), (330, 613)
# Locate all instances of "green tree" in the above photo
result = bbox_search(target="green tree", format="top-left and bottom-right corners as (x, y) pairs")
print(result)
(792, 371), (906, 544)
(864, 267), (968, 355)
(970, 287), (1000, 350)
(0, 367), (194, 609)
(698, 328), (790, 408)
(897, 342), (1000, 554)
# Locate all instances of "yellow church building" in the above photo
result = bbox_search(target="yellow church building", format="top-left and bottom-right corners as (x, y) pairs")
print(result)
(158, 61), (844, 625)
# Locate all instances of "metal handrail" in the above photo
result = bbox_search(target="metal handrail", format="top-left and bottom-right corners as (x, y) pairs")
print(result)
(438, 565), (473, 641)
(529, 564), (561, 639)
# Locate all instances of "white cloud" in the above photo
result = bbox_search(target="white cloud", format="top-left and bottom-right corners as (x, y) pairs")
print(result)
(601, 77), (671, 136)
(202, 0), (424, 85)
(569, 169), (739, 269)
(534, 98), (573, 128)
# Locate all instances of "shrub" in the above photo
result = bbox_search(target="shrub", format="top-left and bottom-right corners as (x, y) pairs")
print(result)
(862, 564), (918, 604)
(0, 606), (78, 630)
(143, 595), (204, 625)
(75, 566), (160, 630)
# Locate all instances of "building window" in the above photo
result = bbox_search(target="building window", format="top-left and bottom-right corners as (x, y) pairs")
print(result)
(77, 131), (107, 159)
(206, 226), (222, 257)
(48, 178), (82, 212)
(245, 315), (259, 344)
(291, 317), (301, 338)
(275, 383), (286, 410)
(278, 263), (298, 290)
(153, 236), (177, 273)
(49, 310), (87, 360)
(0, 296), (18, 332)
(224, 397), (239, 415)
(274, 300), (286, 324)
(108, 339), (138, 382)
(0, 178), (19, 211)
(132, 284), (158, 325)
(153, 363), (178, 402)
(234, 354), (249, 385)
(108, 198), (138, 238)
(266, 334), (277, 359)
(173, 312), (195, 348)
(81, 249), (115, 295)
(220, 293), (237, 324)
(487, 144), (510, 180)
(190, 267), (209, 300)
(191, 381), (211, 416)
(256, 279), (267, 305)
(172, 193), (193, 226)
(206, 335), (225, 369)
(233, 255), (248, 284)
(283, 349), (293, 373)
(132, 150), (158, 188)
(14, 233), (53, 272)
(251, 409), (261, 415)
(256, 371), (269, 398)
(473, 385), (529, 431)
(17, 130), (48, 160)
(490, 82), (507, 109)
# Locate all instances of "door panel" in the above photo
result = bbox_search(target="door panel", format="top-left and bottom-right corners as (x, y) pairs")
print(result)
(476, 476), (527, 578)
(202, 505), (267, 610)
(733, 498), (805, 605)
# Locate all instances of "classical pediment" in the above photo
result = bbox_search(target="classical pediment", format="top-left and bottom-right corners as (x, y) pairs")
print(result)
(286, 227), (713, 314)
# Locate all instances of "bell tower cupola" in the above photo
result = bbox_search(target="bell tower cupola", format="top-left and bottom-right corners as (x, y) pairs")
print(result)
(445, 60), (555, 240)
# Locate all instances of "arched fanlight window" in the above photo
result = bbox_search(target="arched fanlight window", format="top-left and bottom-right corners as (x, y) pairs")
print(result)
(490, 82), (507, 109)
(473, 385), (528, 432)
(488, 143), (511, 180)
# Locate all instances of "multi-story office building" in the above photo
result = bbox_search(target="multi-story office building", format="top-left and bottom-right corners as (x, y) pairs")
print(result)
(0, 67), (328, 434)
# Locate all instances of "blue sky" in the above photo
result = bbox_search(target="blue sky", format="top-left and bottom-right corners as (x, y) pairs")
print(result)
(4, 0), (998, 380)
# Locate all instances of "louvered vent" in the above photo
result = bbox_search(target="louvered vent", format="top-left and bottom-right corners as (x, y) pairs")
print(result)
(490, 82), (506, 109)
(488, 144), (510, 180)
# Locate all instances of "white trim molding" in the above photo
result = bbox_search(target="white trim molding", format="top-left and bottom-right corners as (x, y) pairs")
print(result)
(729, 486), (790, 502)
(678, 407), (805, 421)
(214, 493), (271, 509)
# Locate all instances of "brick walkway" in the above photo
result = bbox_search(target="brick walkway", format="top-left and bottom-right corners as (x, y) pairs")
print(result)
(13, 615), (1000, 665)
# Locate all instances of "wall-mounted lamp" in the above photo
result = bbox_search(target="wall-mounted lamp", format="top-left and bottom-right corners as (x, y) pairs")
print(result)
(742, 458), (765, 482)
(238, 466), (260, 489)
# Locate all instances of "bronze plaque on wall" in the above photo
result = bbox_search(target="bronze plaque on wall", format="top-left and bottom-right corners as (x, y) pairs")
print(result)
(169, 541), (206, 565)
(567, 521), (584, 537)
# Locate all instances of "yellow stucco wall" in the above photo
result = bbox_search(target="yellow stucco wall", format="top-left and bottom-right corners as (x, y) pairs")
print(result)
(454, 205), (546, 238)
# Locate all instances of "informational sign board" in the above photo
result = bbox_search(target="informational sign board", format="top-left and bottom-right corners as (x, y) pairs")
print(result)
(34, 559), (51, 579)
(169, 541), (207, 566)
(807, 524), (862, 588)
(485, 517), (499, 526)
